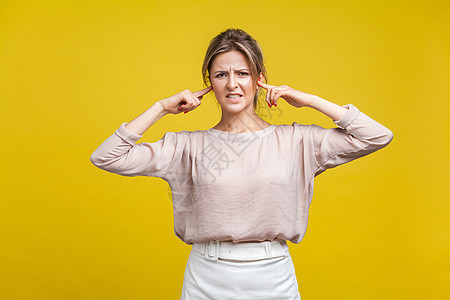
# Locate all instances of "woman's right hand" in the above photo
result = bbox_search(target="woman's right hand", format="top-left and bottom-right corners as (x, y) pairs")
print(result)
(158, 86), (213, 114)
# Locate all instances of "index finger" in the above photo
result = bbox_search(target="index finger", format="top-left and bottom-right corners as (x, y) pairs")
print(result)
(257, 80), (274, 90)
(193, 85), (213, 98)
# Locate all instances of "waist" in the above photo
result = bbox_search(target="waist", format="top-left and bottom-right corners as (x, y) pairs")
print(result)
(192, 239), (289, 262)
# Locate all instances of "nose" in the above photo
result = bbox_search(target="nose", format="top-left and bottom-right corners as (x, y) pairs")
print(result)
(226, 73), (238, 90)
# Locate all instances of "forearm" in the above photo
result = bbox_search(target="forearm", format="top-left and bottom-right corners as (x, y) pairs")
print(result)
(307, 95), (348, 121)
(124, 101), (168, 136)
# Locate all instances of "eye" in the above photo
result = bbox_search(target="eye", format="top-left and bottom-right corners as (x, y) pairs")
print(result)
(215, 73), (226, 78)
(238, 72), (250, 76)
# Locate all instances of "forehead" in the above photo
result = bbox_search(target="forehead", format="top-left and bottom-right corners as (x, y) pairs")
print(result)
(210, 50), (251, 70)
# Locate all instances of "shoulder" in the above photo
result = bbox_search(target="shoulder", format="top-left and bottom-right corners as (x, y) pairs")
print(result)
(166, 128), (211, 142)
(273, 123), (332, 145)
(274, 122), (322, 134)
(172, 128), (210, 136)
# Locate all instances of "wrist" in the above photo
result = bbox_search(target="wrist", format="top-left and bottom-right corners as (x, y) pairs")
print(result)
(154, 101), (169, 116)
(304, 95), (320, 108)
(305, 95), (348, 121)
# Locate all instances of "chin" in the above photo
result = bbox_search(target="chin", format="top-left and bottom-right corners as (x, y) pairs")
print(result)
(220, 103), (254, 115)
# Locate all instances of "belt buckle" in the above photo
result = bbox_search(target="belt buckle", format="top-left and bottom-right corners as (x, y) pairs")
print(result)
(204, 240), (220, 261)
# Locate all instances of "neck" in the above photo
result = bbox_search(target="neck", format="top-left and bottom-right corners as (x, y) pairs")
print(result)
(214, 108), (271, 133)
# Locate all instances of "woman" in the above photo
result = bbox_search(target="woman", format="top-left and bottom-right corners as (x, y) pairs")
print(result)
(90, 28), (393, 299)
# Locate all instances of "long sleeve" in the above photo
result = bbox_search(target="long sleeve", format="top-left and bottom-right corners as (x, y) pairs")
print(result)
(90, 122), (180, 178)
(297, 104), (394, 177)
(89, 108), (393, 245)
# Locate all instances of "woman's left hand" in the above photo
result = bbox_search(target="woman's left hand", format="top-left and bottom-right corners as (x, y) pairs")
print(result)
(257, 80), (315, 108)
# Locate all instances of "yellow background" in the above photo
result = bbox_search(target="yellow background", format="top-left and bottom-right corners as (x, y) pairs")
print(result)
(1, 0), (448, 299)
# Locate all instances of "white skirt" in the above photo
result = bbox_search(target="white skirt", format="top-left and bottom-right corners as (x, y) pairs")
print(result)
(180, 239), (301, 300)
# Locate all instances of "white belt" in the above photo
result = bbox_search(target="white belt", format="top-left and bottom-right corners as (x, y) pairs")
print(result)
(192, 240), (289, 262)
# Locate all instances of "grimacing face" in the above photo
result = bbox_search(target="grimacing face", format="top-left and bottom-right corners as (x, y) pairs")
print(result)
(209, 50), (262, 114)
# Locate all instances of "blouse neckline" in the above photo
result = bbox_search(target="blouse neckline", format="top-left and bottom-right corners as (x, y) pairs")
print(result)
(206, 124), (278, 140)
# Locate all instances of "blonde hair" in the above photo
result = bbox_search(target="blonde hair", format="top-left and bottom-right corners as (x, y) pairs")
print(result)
(201, 28), (268, 110)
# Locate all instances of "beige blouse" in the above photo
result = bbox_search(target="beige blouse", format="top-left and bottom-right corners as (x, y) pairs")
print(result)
(90, 104), (393, 245)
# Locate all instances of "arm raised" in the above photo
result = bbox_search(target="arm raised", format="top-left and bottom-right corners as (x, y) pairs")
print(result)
(89, 86), (211, 176)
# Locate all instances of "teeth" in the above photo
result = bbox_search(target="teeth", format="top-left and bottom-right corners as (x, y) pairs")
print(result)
(227, 95), (241, 98)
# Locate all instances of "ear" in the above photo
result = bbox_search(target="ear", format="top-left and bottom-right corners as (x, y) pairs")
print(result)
(257, 72), (265, 83)
(255, 73), (265, 91)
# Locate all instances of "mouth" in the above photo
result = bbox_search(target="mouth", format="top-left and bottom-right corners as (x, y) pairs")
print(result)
(226, 93), (243, 102)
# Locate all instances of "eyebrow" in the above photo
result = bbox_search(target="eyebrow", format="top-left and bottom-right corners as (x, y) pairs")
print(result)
(214, 69), (250, 74)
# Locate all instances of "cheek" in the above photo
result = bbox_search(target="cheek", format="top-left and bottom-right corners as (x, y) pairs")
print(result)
(210, 81), (223, 100)
(239, 77), (254, 90)
(211, 79), (221, 90)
